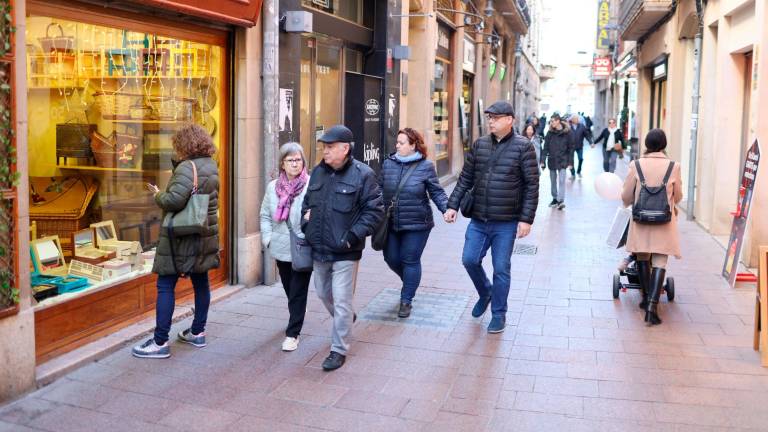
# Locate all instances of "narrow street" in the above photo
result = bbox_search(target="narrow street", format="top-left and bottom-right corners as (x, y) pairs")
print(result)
(2, 146), (766, 431)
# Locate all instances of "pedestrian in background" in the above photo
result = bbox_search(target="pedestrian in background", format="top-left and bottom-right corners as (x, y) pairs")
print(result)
(260, 142), (311, 352)
(593, 118), (626, 173)
(133, 124), (219, 359)
(302, 125), (384, 371)
(379, 128), (448, 318)
(541, 113), (573, 210)
(621, 129), (682, 326)
(522, 123), (542, 166)
(444, 101), (539, 334)
(569, 114), (591, 178)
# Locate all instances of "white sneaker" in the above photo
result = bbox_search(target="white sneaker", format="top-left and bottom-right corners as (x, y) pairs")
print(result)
(281, 336), (299, 352)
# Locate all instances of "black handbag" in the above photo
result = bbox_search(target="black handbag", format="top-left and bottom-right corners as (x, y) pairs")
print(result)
(632, 160), (675, 225)
(372, 163), (419, 251)
(458, 139), (512, 218)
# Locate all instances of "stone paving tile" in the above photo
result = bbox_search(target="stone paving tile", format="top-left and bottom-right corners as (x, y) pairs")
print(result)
(6, 156), (768, 431)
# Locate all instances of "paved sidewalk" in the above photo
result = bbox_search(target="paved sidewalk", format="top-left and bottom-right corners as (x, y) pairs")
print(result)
(3, 146), (768, 431)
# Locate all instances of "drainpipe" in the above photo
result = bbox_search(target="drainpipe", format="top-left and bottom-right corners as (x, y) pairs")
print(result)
(686, 0), (704, 220)
(262, 0), (279, 282)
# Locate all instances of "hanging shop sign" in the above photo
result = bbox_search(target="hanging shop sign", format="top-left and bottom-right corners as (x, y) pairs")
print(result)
(489, 56), (497, 80)
(723, 139), (761, 287)
(437, 21), (452, 59)
(653, 61), (667, 80)
(596, 0), (611, 50)
(345, 73), (384, 173)
(133, 0), (263, 26)
(593, 56), (612, 78)
(463, 37), (476, 72)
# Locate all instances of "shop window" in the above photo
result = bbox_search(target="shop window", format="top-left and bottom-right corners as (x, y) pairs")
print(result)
(302, 0), (373, 27)
(25, 16), (225, 308)
(433, 60), (450, 162)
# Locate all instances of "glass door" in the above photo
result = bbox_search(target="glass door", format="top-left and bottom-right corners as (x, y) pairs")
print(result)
(299, 35), (343, 167)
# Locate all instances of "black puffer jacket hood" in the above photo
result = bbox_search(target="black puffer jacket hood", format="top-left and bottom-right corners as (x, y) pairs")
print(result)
(447, 132), (540, 224)
(379, 154), (448, 232)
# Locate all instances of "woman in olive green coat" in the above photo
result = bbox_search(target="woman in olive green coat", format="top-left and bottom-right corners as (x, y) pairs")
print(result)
(133, 124), (220, 359)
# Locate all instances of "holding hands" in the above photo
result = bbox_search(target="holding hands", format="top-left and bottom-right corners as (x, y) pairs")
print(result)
(443, 209), (457, 223)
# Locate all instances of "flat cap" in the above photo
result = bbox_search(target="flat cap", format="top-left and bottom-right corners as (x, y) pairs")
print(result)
(317, 125), (354, 143)
(484, 100), (515, 116)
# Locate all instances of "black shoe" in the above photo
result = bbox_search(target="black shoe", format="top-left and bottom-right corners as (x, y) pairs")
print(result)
(644, 267), (666, 326)
(548, 199), (559, 208)
(557, 201), (565, 210)
(471, 296), (492, 318)
(635, 260), (650, 310)
(353, 313), (357, 323)
(398, 302), (412, 318)
(322, 351), (346, 371)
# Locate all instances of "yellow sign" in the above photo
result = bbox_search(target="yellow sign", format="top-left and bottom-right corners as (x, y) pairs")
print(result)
(596, 0), (611, 50)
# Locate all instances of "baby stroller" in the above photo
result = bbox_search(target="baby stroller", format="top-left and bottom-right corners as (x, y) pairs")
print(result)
(613, 256), (675, 301)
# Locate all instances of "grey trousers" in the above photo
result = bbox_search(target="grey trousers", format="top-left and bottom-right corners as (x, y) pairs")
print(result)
(313, 260), (359, 355)
(549, 168), (567, 201)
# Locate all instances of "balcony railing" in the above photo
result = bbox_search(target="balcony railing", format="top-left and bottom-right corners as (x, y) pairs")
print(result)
(619, 0), (673, 41)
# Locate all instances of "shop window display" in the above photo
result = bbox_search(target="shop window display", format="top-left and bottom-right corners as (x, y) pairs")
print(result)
(433, 60), (449, 161)
(25, 16), (224, 308)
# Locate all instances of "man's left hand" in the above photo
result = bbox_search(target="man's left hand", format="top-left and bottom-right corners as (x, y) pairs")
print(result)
(517, 222), (532, 239)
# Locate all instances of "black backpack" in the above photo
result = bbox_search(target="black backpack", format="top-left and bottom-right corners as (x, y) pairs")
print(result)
(632, 160), (675, 225)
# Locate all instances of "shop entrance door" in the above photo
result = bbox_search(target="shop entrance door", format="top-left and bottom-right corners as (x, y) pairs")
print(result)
(300, 36), (344, 167)
(461, 73), (474, 153)
(738, 52), (753, 187)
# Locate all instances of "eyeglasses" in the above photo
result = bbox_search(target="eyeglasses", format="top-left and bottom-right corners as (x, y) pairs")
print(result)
(485, 114), (510, 121)
(283, 158), (303, 165)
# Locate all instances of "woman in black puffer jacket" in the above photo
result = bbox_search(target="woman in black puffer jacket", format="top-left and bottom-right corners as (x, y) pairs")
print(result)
(379, 128), (448, 318)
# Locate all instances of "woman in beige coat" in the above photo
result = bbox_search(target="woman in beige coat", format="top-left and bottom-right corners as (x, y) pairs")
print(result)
(621, 129), (682, 325)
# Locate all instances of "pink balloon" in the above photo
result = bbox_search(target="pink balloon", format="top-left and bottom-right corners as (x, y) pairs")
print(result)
(594, 172), (623, 200)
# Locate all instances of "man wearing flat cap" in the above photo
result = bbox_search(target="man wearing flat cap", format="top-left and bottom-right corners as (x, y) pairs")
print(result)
(445, 101), (540, 333)
(301, 125), (384, 371)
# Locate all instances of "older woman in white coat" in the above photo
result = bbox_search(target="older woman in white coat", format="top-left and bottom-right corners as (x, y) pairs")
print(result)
(260, 142), (311, 351)
(621, 129), (682, 326)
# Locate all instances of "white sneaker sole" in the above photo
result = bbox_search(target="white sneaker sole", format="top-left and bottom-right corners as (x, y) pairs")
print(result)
(132, 351), (171, 359)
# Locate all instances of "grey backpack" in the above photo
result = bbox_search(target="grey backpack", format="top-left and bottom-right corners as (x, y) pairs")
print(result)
(632, 160), (674, 225)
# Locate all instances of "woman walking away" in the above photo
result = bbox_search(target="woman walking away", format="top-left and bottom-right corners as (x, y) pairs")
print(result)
(523, 123), (542, 166)
(380, 128), (448, 318)
(260, 143), (312, 352)
(133, 124), (219, 359)
(593, 118), (626, 173)
(621, 129), (682, 326)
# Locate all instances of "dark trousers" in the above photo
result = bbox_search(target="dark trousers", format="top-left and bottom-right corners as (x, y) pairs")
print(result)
(383, 228), (431, 304)
(571, 147), (584, 175)
(154, 272), (210, 345)
(275, 260), (312, 337)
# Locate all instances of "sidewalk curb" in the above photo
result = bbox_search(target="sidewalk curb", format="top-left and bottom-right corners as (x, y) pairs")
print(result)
(34, 283), (259, 387)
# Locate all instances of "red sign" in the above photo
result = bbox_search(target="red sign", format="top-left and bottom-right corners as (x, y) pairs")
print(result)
(593, 56), (612, 77)
(132, 0), (263, 27)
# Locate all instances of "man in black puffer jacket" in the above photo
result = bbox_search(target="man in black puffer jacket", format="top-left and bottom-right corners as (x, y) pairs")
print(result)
(301, 125), (384, 371)
(445, 101), (540, 334)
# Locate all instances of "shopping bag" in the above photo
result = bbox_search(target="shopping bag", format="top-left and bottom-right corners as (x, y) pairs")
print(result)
(606, 206), (631, 249)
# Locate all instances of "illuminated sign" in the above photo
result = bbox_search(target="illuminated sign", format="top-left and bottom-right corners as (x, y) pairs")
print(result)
(593, 56), (612, 77)
(596, 0), (611, 50)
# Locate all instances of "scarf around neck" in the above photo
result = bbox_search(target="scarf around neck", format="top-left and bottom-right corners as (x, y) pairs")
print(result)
(274, 170), (308, 222)
(394, 151), (423, 163)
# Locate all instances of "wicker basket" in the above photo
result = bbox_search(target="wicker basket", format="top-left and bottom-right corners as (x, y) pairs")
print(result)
(129, 105), (155, 120)
(93, 92), (144, 120)
(149, 96), (195, 120)
(30, 176), (98, 255)
(90, 131), (118, 168)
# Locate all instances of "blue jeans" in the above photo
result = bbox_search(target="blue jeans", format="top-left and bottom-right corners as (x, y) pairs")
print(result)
(461, 220), (518, 317)
(154, 272), (210, 345)
(571, 147), (584, 175)
(383, 228), (431, 303)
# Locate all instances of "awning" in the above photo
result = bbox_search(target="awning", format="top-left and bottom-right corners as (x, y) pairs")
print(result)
(130, 0), (263, 27)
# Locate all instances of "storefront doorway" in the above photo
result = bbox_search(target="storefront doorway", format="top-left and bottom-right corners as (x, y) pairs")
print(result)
(649, 60), (667, 130)
(461, 72), (474, 153)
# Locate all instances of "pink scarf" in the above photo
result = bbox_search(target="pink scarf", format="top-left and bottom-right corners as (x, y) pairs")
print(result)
(274, 170), (308, 222)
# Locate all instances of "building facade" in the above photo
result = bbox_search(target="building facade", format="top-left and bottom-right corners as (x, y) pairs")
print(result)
(619, 0), (768, 270)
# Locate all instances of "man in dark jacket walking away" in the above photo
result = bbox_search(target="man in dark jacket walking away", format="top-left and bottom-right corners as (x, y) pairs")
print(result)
(569, 115), (592, 178)
(541, 114), (573, 210)
(444, 101), (539, 333)
(302, 125), (384, 371)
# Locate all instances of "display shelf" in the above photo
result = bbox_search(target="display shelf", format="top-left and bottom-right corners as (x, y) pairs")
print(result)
(56, 164), (170, 174)
(110, 119), (184, 124)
